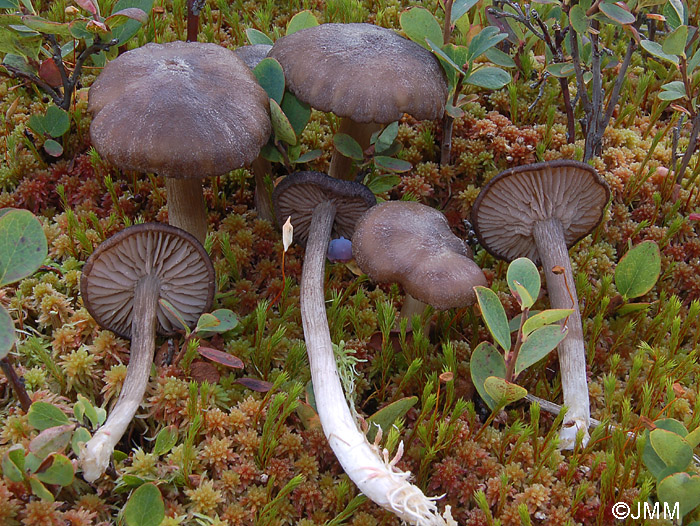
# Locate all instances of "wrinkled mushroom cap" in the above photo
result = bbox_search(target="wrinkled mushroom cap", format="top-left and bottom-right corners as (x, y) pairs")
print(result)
(81, 223), (215, 339)
(272, 171), (376, 246)
(471, 160), (610, 264)
(269, 23), (447, 123)
(233, 44), (273, 70)
(89, 41), (271, 179)
(352, 201), (487, 310)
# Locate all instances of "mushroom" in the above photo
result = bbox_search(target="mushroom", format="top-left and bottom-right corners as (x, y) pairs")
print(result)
(352, 201), (487, 326)
(470, 160), (610, 448)
(79, 223), (215, 482)
(88, 41), (271, 242)
(273, 172), (451, 525)
(233, 43), (272, 69)
(269, 23), (447, 180)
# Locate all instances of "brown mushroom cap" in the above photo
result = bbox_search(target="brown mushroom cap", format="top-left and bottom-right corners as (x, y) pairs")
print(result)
(233, 44), (273, 70)
(268, 23), (447, 123)
(88, 41), (271, 179)
(352, 201), (487, 310)
(471, 160), (610, 264)
(81, 223), (215, 339)
(272, 171), (376, 246)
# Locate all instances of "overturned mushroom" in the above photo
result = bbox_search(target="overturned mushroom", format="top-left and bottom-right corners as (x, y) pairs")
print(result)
(352, 201), (487, 324)
(89, 41), (271, 242)
(471, 160), (610, 448)
(269, 23), (447, 180)
(79, 223), (215, 482)
(273, 172), (452, 525)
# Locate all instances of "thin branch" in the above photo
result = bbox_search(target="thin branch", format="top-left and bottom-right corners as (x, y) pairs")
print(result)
(602, 33), (637, 127)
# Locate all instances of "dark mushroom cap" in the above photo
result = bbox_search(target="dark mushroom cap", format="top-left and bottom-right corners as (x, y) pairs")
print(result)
(272, 171), (376, 246)
(233, 44), (273, 70)
(268, 23), (447, 123)
(352, 201), (487, 310)
(80, 223), (215, 339)
(471, 160), (610, 264)
(89, 41), (271, 179)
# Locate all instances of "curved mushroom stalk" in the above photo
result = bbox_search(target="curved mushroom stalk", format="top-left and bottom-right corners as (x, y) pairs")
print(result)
(166, 178), (208, 243)
(302, 201), (451, 526)
(80, 274), (159, 482)
(534, 218), (590, 448)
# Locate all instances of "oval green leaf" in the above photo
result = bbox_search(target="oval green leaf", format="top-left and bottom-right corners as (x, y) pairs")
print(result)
(569, 4), (589, 34)
(34, 453), (74, 486)
(514, 324), (567, 376)
(253, 57), (285, 104)
(29, 424), (74, 459)
(650, 428), (693, 472)
(110, 0), (154, 46)
(0, 305), (16, 359)
(333, 133), (364, 161)
(71, 427), (91, 456)
(658, 473), (700, 518)
(0, 208), (48, 287)
(599, 2), (635, 25)
(400, 7), (442, 50)
(640, 39), (679, 65)
(27, 402), (70, 431)
(662, 25), (688, 56)
(366, 396), (418, 442)
(270, 98), (297, 146)
(614, 240), (661, 300)
(2, 446), (25, 482)
(469, 342), (506, 410)
(374, 156), (412, 173)
(281, 92), (311, 138)
(521, 309), (572, 337)
(451, 0), (480, 24)
(507, 257), (540, 309)
(246, 28), (273, 46)
(286, 10), (319, 35)
(124, 482), (165, 526)
(475, 286), (511, 351)
(43, 138), (63, 157)
(29, 477), (54, 501)
(484, 376), (527, 406)
(153, 425), (178, 456)
(466, 66), (511, 89)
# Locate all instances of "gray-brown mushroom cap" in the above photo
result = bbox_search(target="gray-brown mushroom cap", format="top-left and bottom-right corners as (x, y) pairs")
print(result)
(81, 223), (215, 339)
(268, 23), (448, 123)
(233, 44), (273, 70)
(272, 171), (376, 246)
(471, 160), (610, 264)
(88, 41), (271, 179)
(352, 201), (487, 310)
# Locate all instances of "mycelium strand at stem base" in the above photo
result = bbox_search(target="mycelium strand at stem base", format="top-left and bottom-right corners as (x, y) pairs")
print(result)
(80, 274), (160, 483)
(329, 118), (381, 181)
(165, 178), (207, 243)
(534, 217), (590, 449)
(301, 201), (451, 526)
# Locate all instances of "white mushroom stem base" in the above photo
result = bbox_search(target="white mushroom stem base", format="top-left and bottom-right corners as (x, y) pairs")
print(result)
(302, 201), (452, 526)
(166, 178), (208, 243)
(329, 118), (381, 181)
(534, 218), (591, 449)
(80, 274), (159, 482)
(400, 294), (427, 331)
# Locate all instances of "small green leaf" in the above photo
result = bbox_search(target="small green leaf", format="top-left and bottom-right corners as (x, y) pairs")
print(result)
(614, 240), (661, 300)
(375, 121), (399, 154)
(196, 309), (238, 337)
(295, 149), (322, 163)
(569, 4), (589, 34)
(650, 428), (693, 472)
(29, 424), (74, 459)
(104, 7), (148, 29)
(29, 477), (54, 501)
(475, 286), (511, 351)
(426, 39), (465, 78)
(451, 0), (479, 24)
(153, 425), (178, 456)
(0, 305), (16, 359)
(333, 133), (364, 161)
(640, 40), (680, 64)
(484, 47), (516, 68)
(521, 309), (572, 337)
(467, 26), (507, 61)
(662, 25), (688, 56)
(71, 427), (91, 456)
(685, 426), (700, 448)
(374, 156), (412, 173)
(366, 174), (400, 195)
(2, 446), (26, 482)
(484, 376), (527, 406)
(400, 7), (442, 50)
(124, 483), (165, 526)
(43, 105), (70, 137)
(465, 66), (511, 89)
(0, 208), (48, 287)
(270, 98), (297, 145)
(246, 28), (273, 45)
(27, 402), (70, 431)
(514, 325), (567, 375)
(281, 92), (311, 138)
(598, 2), (635, 24)
(253, 57), (285, 104)
(546, 62), (576, 77)
(469, 342), (506, 410)
(664, 0), (686, 29)
(43, 139), (63, 157)
(659, 80), (687, 102)
(20, 15), (71, 36)
(658, 473), (700, 518)
(35, 453), (74, 486)
(109, 0), (153, 46)
(366, 396), (418, 442)
(507, 257), (540, 309)
(286, 10), (318, 35)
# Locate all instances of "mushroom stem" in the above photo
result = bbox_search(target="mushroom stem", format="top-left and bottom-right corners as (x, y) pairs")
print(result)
(80, 274), (160, 482)
(301, 200), (449, 526)
(165, 178), (208, 243)
(399, 294), (427, 331)
(533, 218), (590, 448)
(251, 157), (275, 223)
(329, 118), (381, 181)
